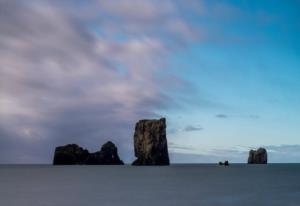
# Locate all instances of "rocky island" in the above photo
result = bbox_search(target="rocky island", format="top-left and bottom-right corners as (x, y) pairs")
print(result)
(53, 141), (124, 165)
(219, 160), (229, 166)
(248, 147), (268, 164)
(132, 118), (170, 165)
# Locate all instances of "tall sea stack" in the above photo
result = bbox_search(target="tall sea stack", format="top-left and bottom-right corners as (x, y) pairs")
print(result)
(248, 147), (268, 164)
(132, 118), (170, 165)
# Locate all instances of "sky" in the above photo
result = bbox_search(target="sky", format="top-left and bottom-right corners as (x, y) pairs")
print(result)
(0, 0), (300, 163)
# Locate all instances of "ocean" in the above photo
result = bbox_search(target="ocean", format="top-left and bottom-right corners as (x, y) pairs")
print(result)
(0, 164), (299, 206)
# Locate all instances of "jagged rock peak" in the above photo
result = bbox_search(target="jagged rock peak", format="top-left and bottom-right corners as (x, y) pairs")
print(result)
(97, 141), (124, 165)
(132, 118), (170, 165)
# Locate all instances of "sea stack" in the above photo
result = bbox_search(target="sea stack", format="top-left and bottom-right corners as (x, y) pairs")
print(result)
(132, 118), (170, 165)
(86, 141), (124, 165)
(248, 147), (268, 164)
(53, 141), (124, 165)
(53, 144), (89, 165)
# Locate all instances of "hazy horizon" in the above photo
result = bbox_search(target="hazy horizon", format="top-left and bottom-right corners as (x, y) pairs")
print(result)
(0, 0), (300, 164)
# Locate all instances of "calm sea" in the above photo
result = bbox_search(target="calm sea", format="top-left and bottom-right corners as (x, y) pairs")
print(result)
(0, 164), (299, 206)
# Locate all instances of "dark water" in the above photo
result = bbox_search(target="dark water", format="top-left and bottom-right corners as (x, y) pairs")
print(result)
(0, 164), (300, 206)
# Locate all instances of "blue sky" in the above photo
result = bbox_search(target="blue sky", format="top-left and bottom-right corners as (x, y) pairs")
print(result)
(0, 0), (300, 163)
(159, 0), (300, 162)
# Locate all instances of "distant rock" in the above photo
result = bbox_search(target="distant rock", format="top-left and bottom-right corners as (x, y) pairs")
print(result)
(248, 148), (268, 164)
(53, 141), (124, 165)
(218, 161), (229, 166)
(132, 118), (170, 165)
(224, 160), (229, 166)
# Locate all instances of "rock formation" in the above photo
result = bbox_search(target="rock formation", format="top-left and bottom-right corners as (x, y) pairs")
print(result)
(85, 141), (124, 165)
(53, 141), (124, 165)
(248, 148), (268, 164)
(53, 144), (89, 165)
(218, 160), (229, 166)
(132, 118), (170, 165)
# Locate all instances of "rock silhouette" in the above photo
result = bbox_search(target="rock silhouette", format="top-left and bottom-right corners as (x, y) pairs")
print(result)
(53, 141), (124, 165)
(132, 118), (170, 165)
(248, 148), (268, 164)
(218, 161), (229, 166)
(86, 141), (124, 165)
(53, 144), (89, 165)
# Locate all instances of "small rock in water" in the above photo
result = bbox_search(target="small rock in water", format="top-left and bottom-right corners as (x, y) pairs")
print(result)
(218, 161), (229, 166)
(224, 161), (229, 166)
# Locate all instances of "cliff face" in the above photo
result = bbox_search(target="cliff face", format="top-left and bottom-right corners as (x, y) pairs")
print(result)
(53, 141), (124, 165)
(132, 118), (170, 165)
(248, 148), (268, 164)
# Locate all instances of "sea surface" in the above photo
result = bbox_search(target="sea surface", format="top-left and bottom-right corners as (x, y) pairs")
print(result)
(0, 164), (300, 206)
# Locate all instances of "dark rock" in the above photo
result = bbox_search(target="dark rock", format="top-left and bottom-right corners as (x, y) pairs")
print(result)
(53, 141), (124, 165)
(218, 161), (229, 166)
(248, 148), (268, 164)
(53, 144), (89, 165)
(86, 141), (124, 165)
(132, 118), (170, 165)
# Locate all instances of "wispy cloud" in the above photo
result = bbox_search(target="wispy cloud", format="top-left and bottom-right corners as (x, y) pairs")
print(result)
(265, 145), (300, 154)
(168, 142), (196, 152)
(167, 124), (203, 134)
(216, 114), (228, 118)
(215, 114), (260, 119)
(264, 145), (300, 163)
(184, 125), (203, 132)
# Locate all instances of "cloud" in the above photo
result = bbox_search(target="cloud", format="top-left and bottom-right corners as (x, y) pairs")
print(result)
(215, 114), (228, 118)
(215, 114), (260, 119)
(0, 0), (196, 163)
(168, 142), (196, 152)
(99, 0), (175, 21)
(167, 124), (203, 135)
(265, 145), (300, 154)
(184, 125), (203, 132)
